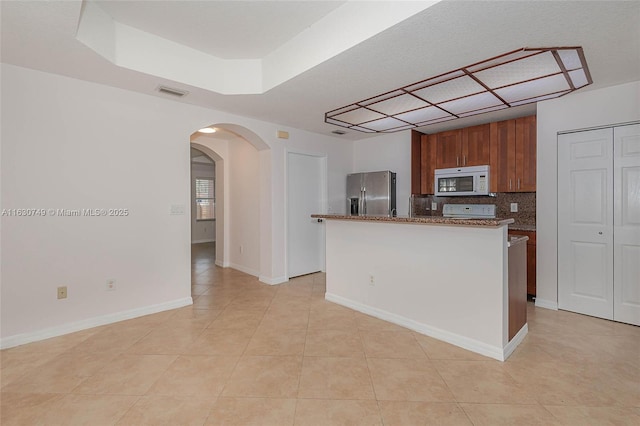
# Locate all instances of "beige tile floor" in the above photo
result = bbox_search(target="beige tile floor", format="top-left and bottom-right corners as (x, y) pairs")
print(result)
(1, 242), (639, 425)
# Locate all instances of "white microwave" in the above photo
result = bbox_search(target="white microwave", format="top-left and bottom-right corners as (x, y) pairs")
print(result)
(434, 165), (490, 196)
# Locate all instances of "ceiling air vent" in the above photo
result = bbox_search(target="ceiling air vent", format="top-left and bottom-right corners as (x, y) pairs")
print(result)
(156, 85), (189, 97)
(331, 130), (347, 135)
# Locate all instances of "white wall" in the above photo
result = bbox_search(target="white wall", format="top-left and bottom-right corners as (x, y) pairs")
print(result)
(353, 132), (412, 216)
(325, 220), (513, 360)
(228, 136), (261, 276)
(0, 64), (354, 346)
(191, 162), (216, 243)
(536, 80), (640, 309)
(1, 65), (193, 343)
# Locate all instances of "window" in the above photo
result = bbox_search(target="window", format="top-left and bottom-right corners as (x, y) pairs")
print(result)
(195, 178), (215, 220)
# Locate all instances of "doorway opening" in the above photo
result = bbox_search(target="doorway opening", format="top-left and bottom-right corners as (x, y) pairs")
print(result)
(190, 123), (271, 290)
(189, 146), (218, 297)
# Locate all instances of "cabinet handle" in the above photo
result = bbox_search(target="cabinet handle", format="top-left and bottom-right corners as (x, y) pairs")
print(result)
(517, 178), (521, 190)
(456, 157), (459, 166)
(509, 179), (512, 190)
(463, 155), (466, 166)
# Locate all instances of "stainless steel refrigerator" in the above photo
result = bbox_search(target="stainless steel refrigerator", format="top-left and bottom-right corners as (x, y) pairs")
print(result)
(347, 171), (396, 216)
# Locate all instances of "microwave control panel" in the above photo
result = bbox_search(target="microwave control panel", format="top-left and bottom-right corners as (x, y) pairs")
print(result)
(478, 174), (487, 192)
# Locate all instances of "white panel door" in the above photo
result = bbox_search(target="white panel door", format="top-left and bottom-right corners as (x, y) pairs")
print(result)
(558, 128), (614, 319)
(287, 152), (325, 278)
(613, 124), (640, 325)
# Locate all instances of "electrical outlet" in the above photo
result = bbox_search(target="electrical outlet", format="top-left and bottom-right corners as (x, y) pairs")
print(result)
(106, 279), (116, 291)
(369, 274), (375, 286)
(431, 202), (438, 211)
(510, 203), (518, 213)
(57, 286), (67, 299)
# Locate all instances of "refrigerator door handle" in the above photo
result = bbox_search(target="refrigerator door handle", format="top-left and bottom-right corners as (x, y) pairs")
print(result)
(362, 187), (367, 215)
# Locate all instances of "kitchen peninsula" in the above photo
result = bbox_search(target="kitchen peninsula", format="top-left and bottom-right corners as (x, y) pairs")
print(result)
(312, 214), (527, 361)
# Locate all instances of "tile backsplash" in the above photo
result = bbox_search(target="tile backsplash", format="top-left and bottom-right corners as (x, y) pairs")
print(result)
(411, 192), (536, 225)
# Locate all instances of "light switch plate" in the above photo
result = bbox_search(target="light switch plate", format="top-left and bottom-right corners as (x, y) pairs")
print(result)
(431, 202), (437, 211)
(510, 203), (518, 213)
(170, 204), (186, 215)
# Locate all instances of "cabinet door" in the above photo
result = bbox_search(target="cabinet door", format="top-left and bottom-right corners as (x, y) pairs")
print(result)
(436, 130), (462, 169)
(508, 230), (537, 297)
(515, 116), (536, 191)
(420, 134), (437, 194)
(411, 130), (423, 195)
(462, 124), (490, 166)
(490, 120), (516, 192)
(527, 240), (536, 297)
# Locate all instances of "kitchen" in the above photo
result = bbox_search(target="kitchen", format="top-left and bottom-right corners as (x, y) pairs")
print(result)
(317, 82), (639, 360)
(315, 114), (539, 361)
(312, 40), (638, 360)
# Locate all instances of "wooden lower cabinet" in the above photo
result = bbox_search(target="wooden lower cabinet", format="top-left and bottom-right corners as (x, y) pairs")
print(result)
(508, 230), (537, 297)
(508, 239), (527, 340)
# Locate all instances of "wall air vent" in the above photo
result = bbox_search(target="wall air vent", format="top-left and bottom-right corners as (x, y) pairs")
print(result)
(156, 85), (189, 97)
(331, 130), (347, 135)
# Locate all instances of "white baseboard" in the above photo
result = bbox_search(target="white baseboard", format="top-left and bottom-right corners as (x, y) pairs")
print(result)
(535, 298), (558, 310)
(200, 261), (286, 285)
(191, 239), (215, 244)
(0, 297), (193, 350)
(229, 262), (259, 278)
(259, 275), (288, 285)
(325, 293), (507, 362)
(503, 323), (528, 360)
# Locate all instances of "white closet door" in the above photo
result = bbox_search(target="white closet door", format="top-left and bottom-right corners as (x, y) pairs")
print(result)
(613, 124), (640, 326)
(558, 128), (614, 319)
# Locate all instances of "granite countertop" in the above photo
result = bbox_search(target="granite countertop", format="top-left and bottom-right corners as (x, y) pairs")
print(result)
(508, 224), (536, 232)
(312, 214), (514, 228)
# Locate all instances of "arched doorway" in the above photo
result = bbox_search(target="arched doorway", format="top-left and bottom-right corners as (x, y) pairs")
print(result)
(190, 124), (271, 283)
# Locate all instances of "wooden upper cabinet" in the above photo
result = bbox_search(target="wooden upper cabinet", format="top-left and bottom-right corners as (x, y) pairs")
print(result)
(490, 120), (516, 192)
(490, 115), (536, 192)
(410, 130), (437, 195)
(411, 130), (423, 195)
(436, 125), (490, 169)
(462, 124), (491, 166)
(412, 116), (535, 195)
(421, 134), (437, 194)
(435, 130), (462, 169)
(515, 115), (536, 192)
